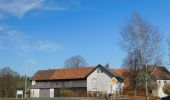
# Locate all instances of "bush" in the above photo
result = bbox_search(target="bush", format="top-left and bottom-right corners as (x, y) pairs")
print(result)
(163, 83), (170, 95)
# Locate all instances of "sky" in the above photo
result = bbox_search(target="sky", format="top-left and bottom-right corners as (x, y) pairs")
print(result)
(0, 0), (170, 76)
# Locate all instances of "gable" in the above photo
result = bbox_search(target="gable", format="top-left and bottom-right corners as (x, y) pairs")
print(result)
(87, 65), (124, 81)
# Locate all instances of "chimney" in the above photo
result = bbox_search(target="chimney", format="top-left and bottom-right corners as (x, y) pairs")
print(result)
(105, 64), (109, 68)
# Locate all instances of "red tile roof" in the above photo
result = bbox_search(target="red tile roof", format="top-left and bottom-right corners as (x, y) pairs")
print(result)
(112, 69), (129, 87)
(111, 66), (170, 87)
(32, 65), (170, 81)
(32, 70), (56, 81)
(32, 67), (95, 81)
(112, 66), (170, 80)
(112, 69), (126, 77)
(152, 66), (170, 80)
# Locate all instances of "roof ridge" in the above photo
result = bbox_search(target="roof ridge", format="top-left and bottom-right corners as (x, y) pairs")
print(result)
(37, 66), (95, 71)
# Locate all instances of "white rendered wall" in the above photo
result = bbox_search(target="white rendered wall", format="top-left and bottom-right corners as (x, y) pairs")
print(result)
(30, 89), (39, 98)
(155, 80), (170, 98)
(87, 68), (118, 93)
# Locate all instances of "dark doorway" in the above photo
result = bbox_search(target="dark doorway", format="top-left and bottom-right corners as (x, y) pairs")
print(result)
(54, 88), (60, 97)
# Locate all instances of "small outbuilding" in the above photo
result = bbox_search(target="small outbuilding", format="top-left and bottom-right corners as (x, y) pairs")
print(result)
(16, 88), (24, 99)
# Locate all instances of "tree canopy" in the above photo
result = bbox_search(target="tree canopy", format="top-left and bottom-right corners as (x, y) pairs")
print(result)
(0, 67), (20, 97)
(64, 55), (87, 68)
(120, 13), (162, 99)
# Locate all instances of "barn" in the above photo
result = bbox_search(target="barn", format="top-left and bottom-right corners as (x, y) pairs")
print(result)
(30, 64), (124, 98)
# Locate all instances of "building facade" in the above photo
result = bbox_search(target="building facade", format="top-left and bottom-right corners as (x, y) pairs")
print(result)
(113, 66), (170, 98)
(30, 65), (124, 98)
(151, 66), (170, 98)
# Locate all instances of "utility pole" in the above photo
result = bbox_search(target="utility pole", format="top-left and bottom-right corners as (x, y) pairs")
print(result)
(24, 62), (28, 98)
(145, 63), (149, 100)
(24, 60), (35, 98)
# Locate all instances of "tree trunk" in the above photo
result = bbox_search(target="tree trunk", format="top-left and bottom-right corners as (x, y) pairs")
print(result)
(134, 87), (137, 97)
(145, 80), (149, 100)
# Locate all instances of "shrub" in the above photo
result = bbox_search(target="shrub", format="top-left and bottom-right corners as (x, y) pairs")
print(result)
(163, 83), (170, 95)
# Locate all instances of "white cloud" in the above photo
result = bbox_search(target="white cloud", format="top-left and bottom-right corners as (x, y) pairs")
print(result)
(35, 41), (61, 52)
(0, 26), (63, 52)
(27, 59), (37, 65)
(0, 0), (65, 18)
(0, 27), (29, 51)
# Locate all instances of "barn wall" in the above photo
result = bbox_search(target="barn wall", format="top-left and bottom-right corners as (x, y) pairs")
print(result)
(34, 79), (87, 89)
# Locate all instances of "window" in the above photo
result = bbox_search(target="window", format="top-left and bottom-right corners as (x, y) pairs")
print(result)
(91, 78), (97, 84)
(56, 82), (59, 85)
(91, 78), (97, 90)
(97, 68), (101, 73)
(97, 68), (103, 73)
(158, 81), (161, 84)
(164, 81), (167, 84)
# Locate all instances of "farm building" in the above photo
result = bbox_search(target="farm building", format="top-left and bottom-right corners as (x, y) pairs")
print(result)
(150, 66), (170, 98)
(112, 65), (170, 98)
(30, 64), (124, 98)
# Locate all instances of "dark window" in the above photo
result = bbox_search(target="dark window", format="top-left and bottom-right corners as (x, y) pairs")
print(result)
(164, 81), (167, 84)
(56, 82), (59, 85)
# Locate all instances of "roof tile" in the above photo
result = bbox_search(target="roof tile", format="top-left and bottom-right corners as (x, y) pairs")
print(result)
(32, 67), (95, 81)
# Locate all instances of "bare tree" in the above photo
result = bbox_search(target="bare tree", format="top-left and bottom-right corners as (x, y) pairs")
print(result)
(123, 48), (143, 96)
(64, 55), (87, 68)
(120, 13), (161, 100)
(168, 38), (170, 65)
(0, 67), (20, 97)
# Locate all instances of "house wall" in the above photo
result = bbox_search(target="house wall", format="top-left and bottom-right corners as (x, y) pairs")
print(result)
(30, 89), (40, 98)
(152, 80), (170, 98)
(87, 67), (121, 93)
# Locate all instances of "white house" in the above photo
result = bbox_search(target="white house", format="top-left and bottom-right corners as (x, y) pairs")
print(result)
(150, 66), (170, 98)
(87, 66), (124, 95)
(30, 64), (124, 98)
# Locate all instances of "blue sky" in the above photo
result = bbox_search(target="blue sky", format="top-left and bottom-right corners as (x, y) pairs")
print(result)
(0, 0), (170, 76)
